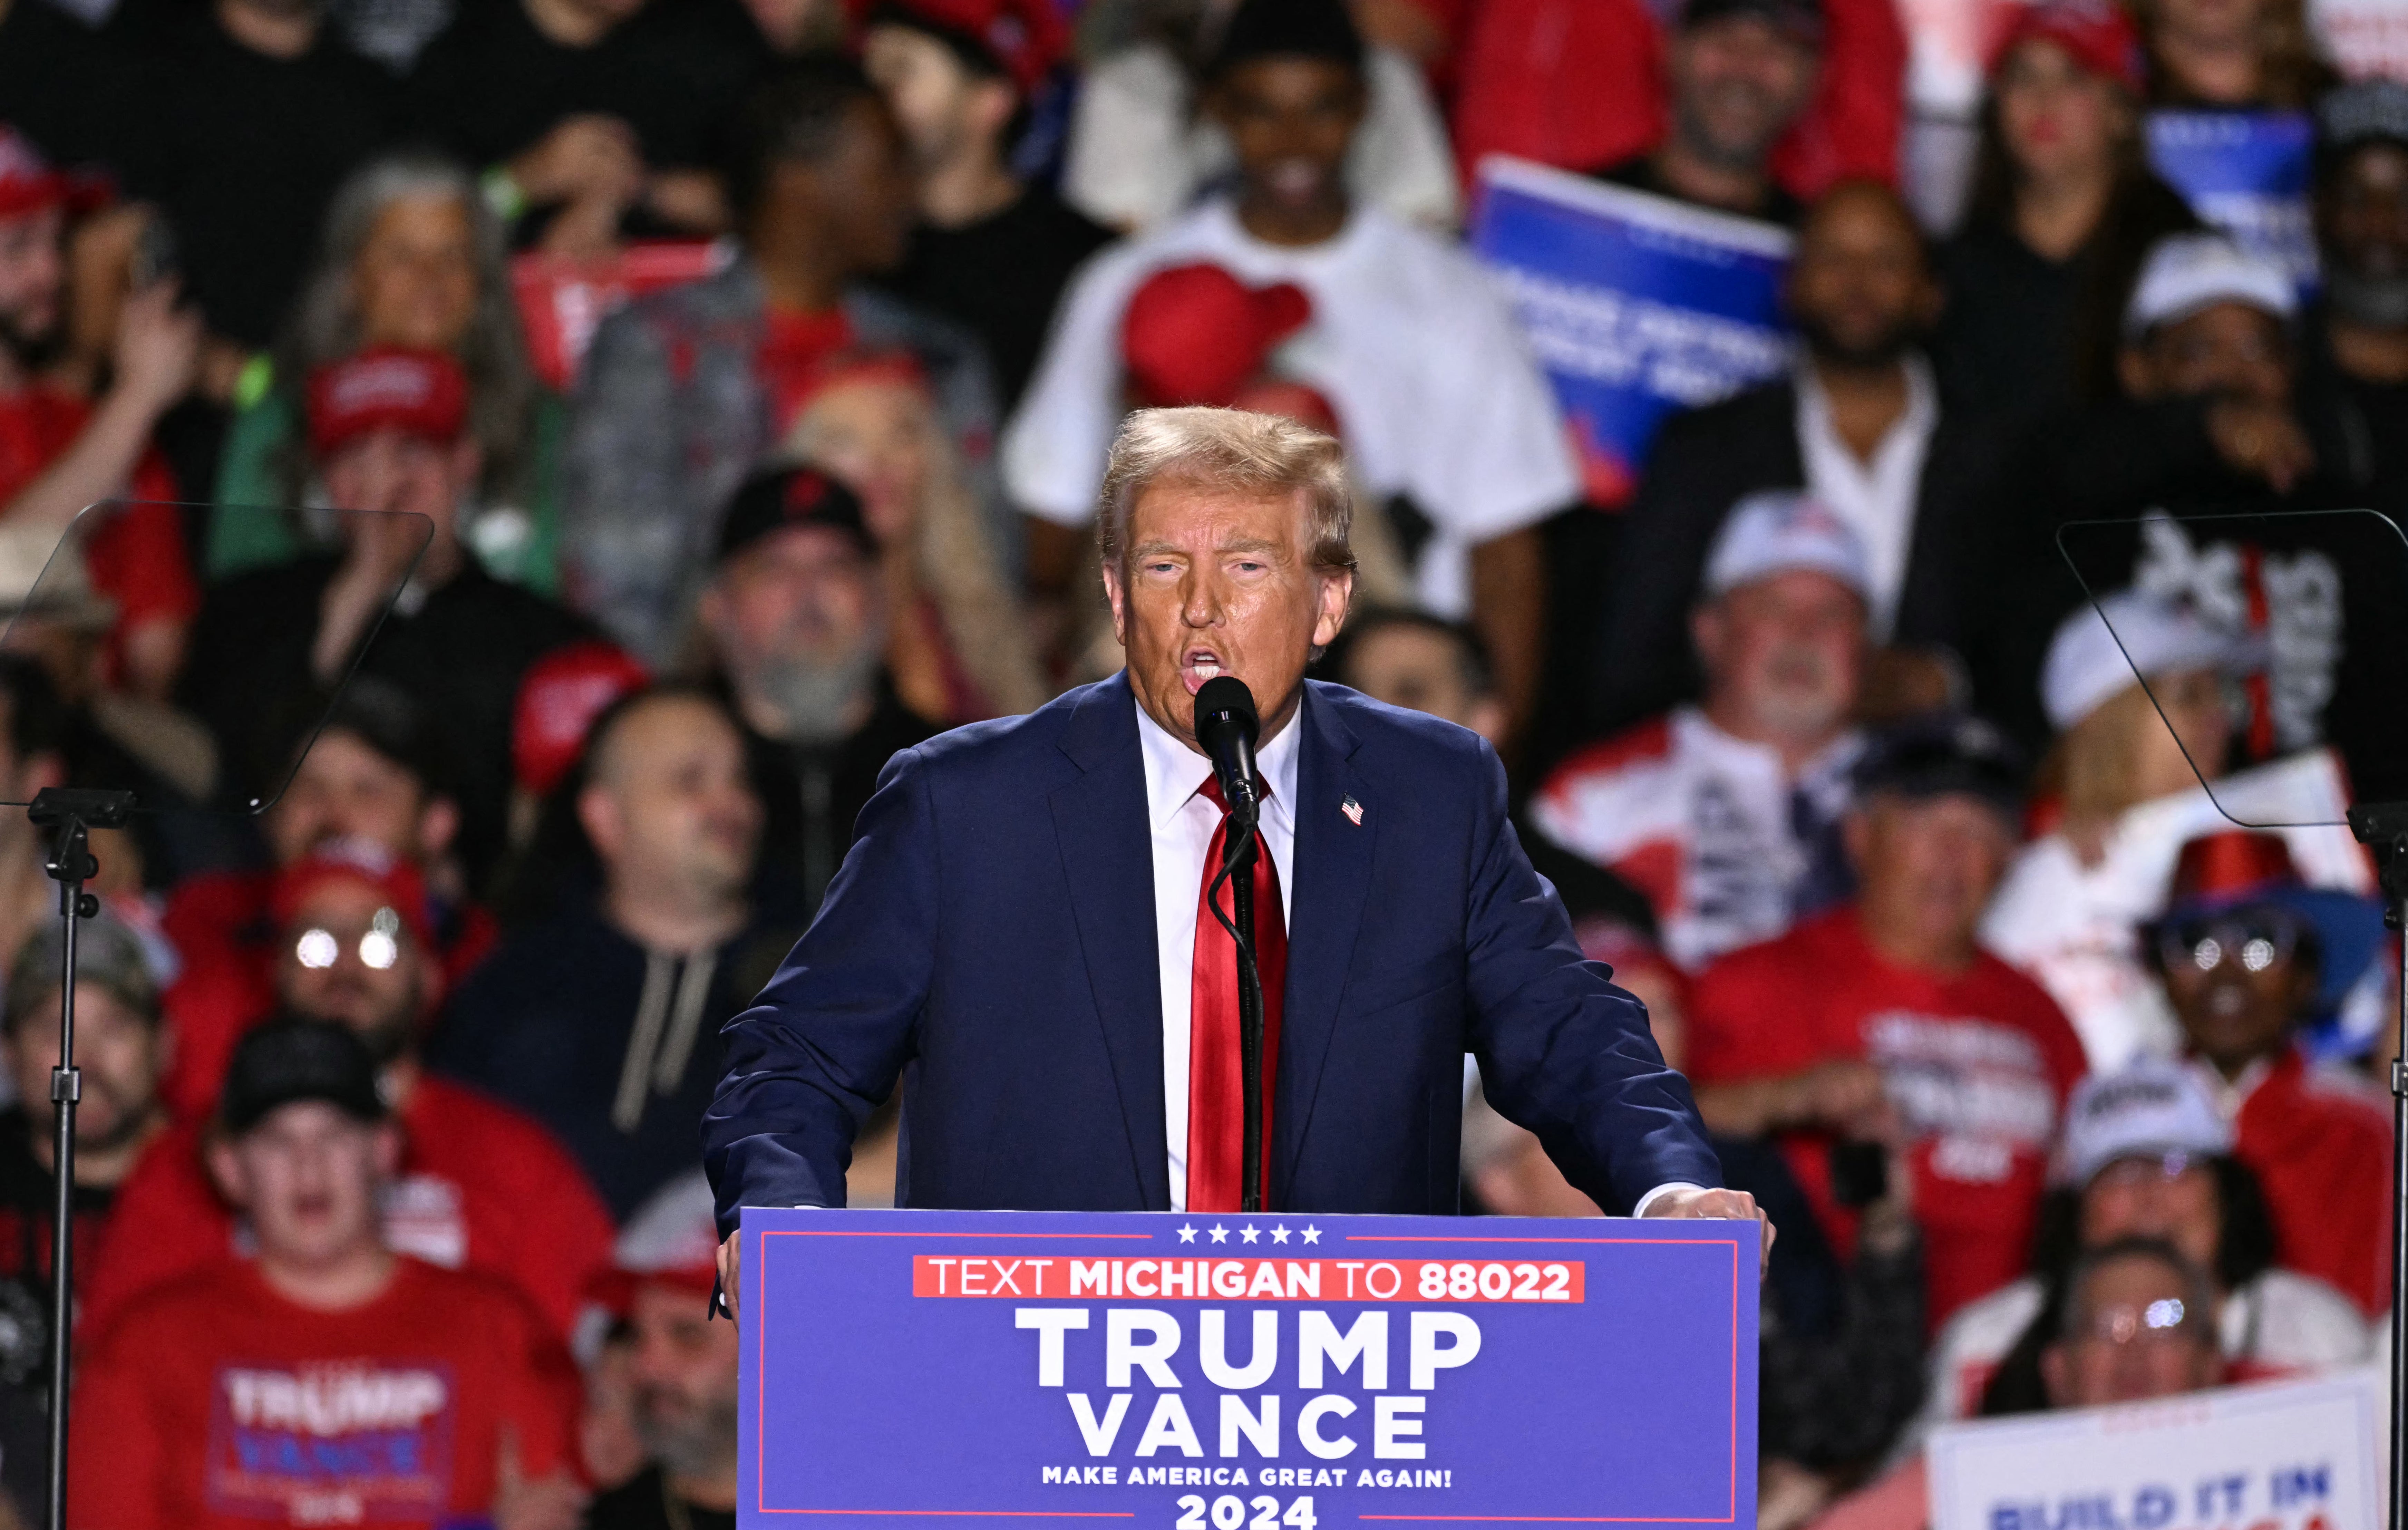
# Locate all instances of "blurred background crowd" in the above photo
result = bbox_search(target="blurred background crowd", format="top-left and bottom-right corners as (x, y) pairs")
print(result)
(1, 0), (2407, 1521)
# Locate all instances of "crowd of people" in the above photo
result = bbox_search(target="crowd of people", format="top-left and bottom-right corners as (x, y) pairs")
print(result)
(0, 0), (2404, 1521)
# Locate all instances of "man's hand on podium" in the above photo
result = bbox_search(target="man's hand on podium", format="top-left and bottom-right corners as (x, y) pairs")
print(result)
(718, 1231), (742, 1322)
(1639, 1186), (1775, 1276)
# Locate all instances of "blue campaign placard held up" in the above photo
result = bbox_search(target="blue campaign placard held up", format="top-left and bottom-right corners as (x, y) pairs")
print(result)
(2146, 110), (2319, 294)
(1468, 155), (1793, 509)
(738, 1207), (1759, 1526)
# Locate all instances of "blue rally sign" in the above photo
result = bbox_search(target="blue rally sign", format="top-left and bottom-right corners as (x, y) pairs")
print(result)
(738, 1208), (1759, 1525)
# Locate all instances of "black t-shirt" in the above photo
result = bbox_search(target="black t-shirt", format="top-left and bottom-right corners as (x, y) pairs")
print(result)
(177, 552), (594, 886)
(587, 1466), (736, 1530)
(103, 13), (399, 348)
(1589, 154), (1802, 228)
(407, 0), (767, 173)
(878, 185), (1113, 409)
(0, 0), (116, 170)
(0, 1107), (119, 1393)
(1933, 220), (2082, 420)
(2297, 310), (2408, 518)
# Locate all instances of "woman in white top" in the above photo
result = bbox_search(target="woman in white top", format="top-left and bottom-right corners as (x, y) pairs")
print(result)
(1982, 589), (2376, 1069)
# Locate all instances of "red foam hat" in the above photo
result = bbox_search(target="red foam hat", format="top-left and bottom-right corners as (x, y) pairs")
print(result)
(512, 640), (650, 800)
(1986, 0), (2146, 93)
(864, 0), (1067, 98)
(306, 347), (470, 458)
(1122, 264), (1314, 410)
(269, 840), (437, 959)
(0, 127), (65, 221)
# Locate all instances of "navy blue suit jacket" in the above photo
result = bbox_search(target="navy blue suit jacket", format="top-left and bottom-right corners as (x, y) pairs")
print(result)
(703, 675), (1720, 1233)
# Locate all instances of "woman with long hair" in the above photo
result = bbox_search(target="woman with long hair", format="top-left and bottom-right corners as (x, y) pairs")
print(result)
(1933, 1), (2201, 415)
(782, 354), (1048, 724)
(212, 152), (561, 589)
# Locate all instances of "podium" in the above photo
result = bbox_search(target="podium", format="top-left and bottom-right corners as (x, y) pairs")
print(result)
(736, 1207), (1759, 1525)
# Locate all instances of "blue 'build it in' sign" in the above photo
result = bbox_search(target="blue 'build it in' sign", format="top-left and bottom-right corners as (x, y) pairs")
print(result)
(738, 1207), (1759, 1526)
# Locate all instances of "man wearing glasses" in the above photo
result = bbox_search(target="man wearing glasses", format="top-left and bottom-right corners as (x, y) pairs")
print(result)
(85, 845), (615, 1343)
(2148, 830), (2394, 1317)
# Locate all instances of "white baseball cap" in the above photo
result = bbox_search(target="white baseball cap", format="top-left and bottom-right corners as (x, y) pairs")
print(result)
(2041, 588), (2244, 732)
(1702, 490), (1872, 601)
(2057, 1058), (2234, 1188)
(2123, 232), (2296, 339)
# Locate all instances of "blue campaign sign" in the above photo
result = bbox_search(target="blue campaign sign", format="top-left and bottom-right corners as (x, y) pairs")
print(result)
(738, 1207), (1759, 1526)
(2146, 110), (2319, 294)
(1467, 154), (1792, 509)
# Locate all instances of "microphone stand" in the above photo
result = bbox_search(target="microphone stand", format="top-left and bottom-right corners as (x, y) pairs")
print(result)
(26, 787), (133, 1530)
(2347, 804), (2408, 1530)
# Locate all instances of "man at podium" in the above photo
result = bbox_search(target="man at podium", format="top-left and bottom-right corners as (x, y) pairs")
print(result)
(704, 407), (1764, 1313)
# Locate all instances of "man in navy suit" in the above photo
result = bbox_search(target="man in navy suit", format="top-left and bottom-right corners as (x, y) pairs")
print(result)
(706, 407), (1766, 1313)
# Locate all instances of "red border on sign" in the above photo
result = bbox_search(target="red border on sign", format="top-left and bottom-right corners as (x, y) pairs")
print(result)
(750, 1226), (1745, 1523)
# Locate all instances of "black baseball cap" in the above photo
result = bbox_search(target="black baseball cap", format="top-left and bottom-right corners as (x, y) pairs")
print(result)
(1679, 0), (1824, 44)
(715, 465), (876, 566)
(1853, 714), (2025, 819)
(220, 1016), (388, 1136)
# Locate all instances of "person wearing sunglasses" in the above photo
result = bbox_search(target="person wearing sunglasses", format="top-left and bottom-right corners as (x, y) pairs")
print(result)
(84, 845), (615, 1347)
(2141, 830), (2392, 1318)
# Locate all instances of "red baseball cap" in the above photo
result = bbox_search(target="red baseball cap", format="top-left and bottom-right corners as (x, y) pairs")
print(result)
(512, 640), (651, 801)
(587, 1172), (723, 1315)
(1987, 0), (2145, 93)
(0, 127), (65, 221)
(1122, 263), (1314, 409)
(306, 348), (470, 458)
(269, 840), (437, 960)
(864, 0), (1067, 98)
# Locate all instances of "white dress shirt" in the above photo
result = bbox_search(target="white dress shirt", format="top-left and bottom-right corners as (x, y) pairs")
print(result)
(1795, 354), (1939, 639)
(1133, 696), (1697, 1218)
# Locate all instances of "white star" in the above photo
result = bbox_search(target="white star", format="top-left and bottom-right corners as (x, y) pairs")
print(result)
(1240, 1224), (1261, 1244)
(1208, 1224), (1230, 1244)
(1176, 1224), (1198, 1243)
(1301, 1225), (1322, 1244)
(1270, 1225), (1291, 1245)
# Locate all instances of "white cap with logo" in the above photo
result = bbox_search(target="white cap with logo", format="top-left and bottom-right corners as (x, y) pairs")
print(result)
(1702, 489), (1872, 601)
(2057, 1057), (2234, 1187)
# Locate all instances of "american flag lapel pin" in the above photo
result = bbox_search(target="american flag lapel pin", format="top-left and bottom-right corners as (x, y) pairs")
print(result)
(1340, 794), (1364, 827)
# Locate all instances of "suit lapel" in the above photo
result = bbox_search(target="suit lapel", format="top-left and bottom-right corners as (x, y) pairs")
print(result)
(1274, 685), (1373, 1203)
(1049, 675), (1172, 1210)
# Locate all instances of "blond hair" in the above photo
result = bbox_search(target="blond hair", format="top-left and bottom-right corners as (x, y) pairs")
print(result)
(1096, 407), (1358, 583)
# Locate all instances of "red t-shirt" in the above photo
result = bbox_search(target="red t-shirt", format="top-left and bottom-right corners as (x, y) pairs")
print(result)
(0, 386), (197, 637)
(1687, 908), (2088, 1326)
(69, 1256), (579, 1530)
(86, 1077), (615, 1341)
(2229, 1050), (2395, 1317)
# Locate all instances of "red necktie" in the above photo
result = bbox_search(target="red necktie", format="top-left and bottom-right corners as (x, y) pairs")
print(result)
(1187, 775), (1286, 1213)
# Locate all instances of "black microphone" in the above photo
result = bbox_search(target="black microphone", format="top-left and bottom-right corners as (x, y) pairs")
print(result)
(1193, 676), (1261, 838)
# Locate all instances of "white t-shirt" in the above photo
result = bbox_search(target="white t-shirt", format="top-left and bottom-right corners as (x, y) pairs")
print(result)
(1003, 198), (1580, 617)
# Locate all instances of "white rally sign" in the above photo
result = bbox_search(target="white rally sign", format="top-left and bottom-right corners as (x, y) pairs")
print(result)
(1929, 1370), (2382, 1530)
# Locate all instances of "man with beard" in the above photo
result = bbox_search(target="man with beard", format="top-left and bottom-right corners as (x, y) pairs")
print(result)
(1536, 492), (1870, 971)
(0, 917), (168, 1410)
(1685, 715), (2086, 1329)
(691, 466), (935, 913)
(1593, 181), (2006, 736)
(87, 845), (616, 1342)
(0, 125), (201, 703)
(2296, 82), (2408, 510)
(1590, 0), (1824, 226)
(585, 1172), (740, 1530)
